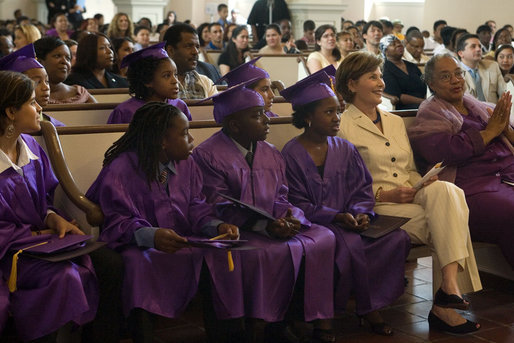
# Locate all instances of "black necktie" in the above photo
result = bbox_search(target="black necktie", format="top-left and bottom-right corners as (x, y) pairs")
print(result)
(245, 151), (254, 168)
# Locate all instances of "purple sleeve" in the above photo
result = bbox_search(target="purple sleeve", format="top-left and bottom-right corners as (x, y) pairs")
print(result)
(107, 106), (125, 124)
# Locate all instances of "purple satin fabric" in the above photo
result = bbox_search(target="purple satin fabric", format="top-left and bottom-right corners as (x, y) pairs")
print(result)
(86, 153), (244, 319)
(193, 130), (336, 321)
(107, 97), (192, 124)
(0, 135), (98, 340)
(282, 136), (410, 314)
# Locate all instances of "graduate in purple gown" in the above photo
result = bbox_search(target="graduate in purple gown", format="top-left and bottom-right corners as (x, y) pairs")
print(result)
(107, 42), (191, 124)
(280, 71), (411, 336)
(0, 44), (64, 127)
(192, 80), (337, 342)
(216, 56), (279, 118)
(0, 71), (98, 342)
(408, 54), (514, 268)
(87, 102), (244, 342)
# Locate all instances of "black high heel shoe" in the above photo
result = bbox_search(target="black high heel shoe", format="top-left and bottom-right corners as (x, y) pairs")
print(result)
(434, 288), (470, 310)
(358, 312), (394, 336)
(428, 311), (480, 335)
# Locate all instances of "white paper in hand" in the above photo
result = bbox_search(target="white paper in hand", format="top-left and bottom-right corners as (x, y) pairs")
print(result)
(413, 162), (445, 190)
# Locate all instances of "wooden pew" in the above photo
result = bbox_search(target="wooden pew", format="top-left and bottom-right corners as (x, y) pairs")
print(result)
(252, 54), (311, 87)
(36, 112), (514, 281)
(43, 97), (294, 126)
(88, 88), (131, 103)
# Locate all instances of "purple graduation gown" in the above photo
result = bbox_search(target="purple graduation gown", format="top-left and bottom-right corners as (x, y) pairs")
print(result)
(107, 97), (192, 124)
(410, 112), (514, 267)
(0, 135), (98, 341)
(193, 130), (336, 322)
(282, 137), (410, 314)
(86, 152), (244, 319)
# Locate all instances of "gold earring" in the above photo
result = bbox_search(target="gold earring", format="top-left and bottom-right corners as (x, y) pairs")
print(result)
(5, 121), (15, 139)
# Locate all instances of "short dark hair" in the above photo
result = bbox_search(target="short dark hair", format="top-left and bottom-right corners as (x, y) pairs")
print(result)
(163, 23), (198, 50)
(134, 25), (150, 36)
(440, 26), (456, 46)
(314, 25), (341, 61)
(363, 21), (383, 36)
(265, 23), (281, 35)
(492, 28), (511, 51)
(380, 20), (393, 30)
(208, 22), (223, 32)
(476, 24), (492, 34)
(406, 30), (423, 42)
(303, 20), (315, 32)
(405, 26), (420, 36)
(217, 3), (228, 12)
(433, 20), (447, 32)
(450, 28), (468, 51)
(456, 33), (479, 53)
(34, 36), (67, 60)
(94, 13), (103, 20)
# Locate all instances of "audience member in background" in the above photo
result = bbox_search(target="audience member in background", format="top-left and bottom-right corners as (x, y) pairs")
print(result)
(341, 19), (354, 31)
(295, 39), (308, 51)
(338, 51), (482, 336)
(133, 26), (150, 51)
(403, 30), (430, 64)
(433, 26), (456, 56)
(362, 21), (383, 56)
(108, 43), (190, 124)
(64, 39), (78, 66)
(229, 8), (246, 25)
(206, 23), (225, 50)
(67, 1), (85, 30)
(392, 19), (405, 41)
(164, 24), (218, 98)
(425, 19), (446, 51)
(300, 19), (315, 45)
(278, 19), (292, 38)
(282, 33), (301, 54)
(347, 25), (363, 49)
(476, 24), (492, 54)
(409, 53), (514, 270)
(457, 33), (506, 103)
(218, 25), (250, 76)
(165, 10), (177, 26)
(46, 13), (73, 41)
(14, 24), (41, 50)
(34, 37), (96, 104)
(380, 19), (393, 36)
(381, 35), (426, 109)
(111, 37), (134, 77)
(80, 17), (99, 33)
(336, 31), (355, 61)
(502, 24), (513, 37)
(216, 3), (229, 30)
(258, 24), (285, 54)
(485, 20), (497, 37)
(197, 22), (210, 48)
(247, 0), (291, 43)
(0, 70), (98, 342)
(449, 29), (468, 56)
(94, 13), (106, 33)
(65, 32), (129, 88)
(45, 0), (71, 24)
(107, 13), (134, 40)
(224, 23), (237, 43)
(137, 17), (152, 30)
(0, 35), (14, 58)
(307, 24), (341, 73)
(495, 44), (514, 83)
(485, 28), (514, 59)
(405, 26), (420, 37)
(355, 20), (366, 33)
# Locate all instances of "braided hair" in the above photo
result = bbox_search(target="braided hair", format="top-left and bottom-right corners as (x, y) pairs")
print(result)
(103, 102), (182, 185)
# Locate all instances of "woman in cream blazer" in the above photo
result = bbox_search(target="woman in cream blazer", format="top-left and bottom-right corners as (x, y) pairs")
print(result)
(336, 51), (482, 335)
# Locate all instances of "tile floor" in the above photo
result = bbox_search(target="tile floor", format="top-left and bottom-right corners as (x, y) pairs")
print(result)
(141, 257), (514, 343)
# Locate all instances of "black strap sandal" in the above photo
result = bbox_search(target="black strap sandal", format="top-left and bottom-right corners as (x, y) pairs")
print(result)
(434, 288), (470, 310)
(428, 311), (480, 334)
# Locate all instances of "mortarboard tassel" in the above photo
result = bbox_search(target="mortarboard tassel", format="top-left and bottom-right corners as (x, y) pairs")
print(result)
(8, 241), (48, 292)
(210, 233), (235, 272)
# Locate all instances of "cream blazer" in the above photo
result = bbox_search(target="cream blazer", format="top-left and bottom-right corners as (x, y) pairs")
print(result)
(339, 104), (422, 195)
(463, 59), (507, 103)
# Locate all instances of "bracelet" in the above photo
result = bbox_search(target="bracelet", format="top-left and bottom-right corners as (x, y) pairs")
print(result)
(375, 187), (383, 202)
(36, 230), (41, 236)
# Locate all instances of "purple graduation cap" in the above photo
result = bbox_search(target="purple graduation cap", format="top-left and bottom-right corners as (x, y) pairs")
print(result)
(280, 67), (336, 109)
(202, 77), (265, 123)
(0, 43), (43, 72)
(120, 41), (169, 68)
(216, 56), (270, 87)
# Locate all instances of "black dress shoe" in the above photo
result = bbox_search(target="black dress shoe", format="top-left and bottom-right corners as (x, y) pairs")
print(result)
(358, 315), (394, 336)
(263, 322), (300, 343)
(434, 288), (470, 310)
(428, 311), (480, 335)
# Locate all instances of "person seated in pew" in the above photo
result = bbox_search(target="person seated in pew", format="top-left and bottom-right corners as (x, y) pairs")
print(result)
(337, 51), (482, 335)
(217, 26), (251, 76)
(33, 36), (97, 104)
(163, 24), (218, 99)
(107, 43), (191, 124)
(280, 71), (411, 336)
(258, 24), (286, 55)
(403, 30), (431, 64)
(215, 56), (278, 117)
(0, 44), (64, 127)
(192, 81), (337, 343)
(307, 25), (342, 74)
(408, 54), (514, 270)
(495, 44), (514, 83)
(336, 30), (355, 61)
(87, 102), (244, 343)
(111, 37), (134, 78)
(65, 33), (129, 89)
(381, 35), (426, 110)
(0, 70), (99, 342)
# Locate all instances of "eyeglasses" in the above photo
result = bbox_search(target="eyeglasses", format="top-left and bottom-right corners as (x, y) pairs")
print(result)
(437, 70), (466, 82)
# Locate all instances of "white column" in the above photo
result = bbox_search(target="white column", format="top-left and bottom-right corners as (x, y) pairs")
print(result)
(287, 0), (349, 39)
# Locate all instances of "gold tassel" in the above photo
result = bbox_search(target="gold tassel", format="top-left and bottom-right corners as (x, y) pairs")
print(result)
(227, 251), (234, 272)
(8, 241), (48, 292)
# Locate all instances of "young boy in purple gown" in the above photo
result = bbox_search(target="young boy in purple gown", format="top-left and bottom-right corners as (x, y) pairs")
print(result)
(107, 42), (191, 124)
(192, 81), (337, 342)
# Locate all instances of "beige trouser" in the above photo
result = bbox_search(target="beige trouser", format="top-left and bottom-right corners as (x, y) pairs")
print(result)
(374, 181), (482, 294)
